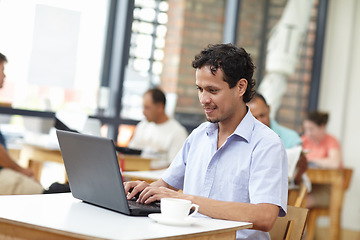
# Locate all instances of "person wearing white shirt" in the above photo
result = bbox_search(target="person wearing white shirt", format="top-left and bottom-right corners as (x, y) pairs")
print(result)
(128, 88), (188, 169)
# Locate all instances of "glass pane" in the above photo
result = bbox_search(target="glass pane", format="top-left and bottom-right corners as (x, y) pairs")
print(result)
(139, 8), (156, 22)
(135, 0), (156, 9)
(157, 12), (168, 24)
(121, 0), (168, 120)
(134, 35), (153, 59)
(0, 0), (109, 115)
(155, 37), (165, 48)
(152, 61), (163, 75)
(159, 1), (169, 12)
(156, 25), (167, 37)
(154, 49), (164, 61)
(132, 21), (154, 34)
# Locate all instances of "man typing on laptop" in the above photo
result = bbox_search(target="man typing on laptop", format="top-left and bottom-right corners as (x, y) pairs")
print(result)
(124, 44), (288, 240)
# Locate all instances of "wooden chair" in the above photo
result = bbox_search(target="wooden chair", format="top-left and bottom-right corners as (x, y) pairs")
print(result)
(270, 205), (309, 240)
(288, 183), (308, 208)
(305, 168), (353, 240)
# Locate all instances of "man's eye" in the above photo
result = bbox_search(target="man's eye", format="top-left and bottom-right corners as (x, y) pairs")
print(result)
(209, 89), (217, 93)
(196, 86), (202, 91)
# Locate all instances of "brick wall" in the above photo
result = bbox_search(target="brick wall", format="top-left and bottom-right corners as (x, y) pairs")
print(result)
(161, 0), (316, 132)
(236, 0), (267, 71)
(237, 0), (317, 134)
(161, 0), (225, 120)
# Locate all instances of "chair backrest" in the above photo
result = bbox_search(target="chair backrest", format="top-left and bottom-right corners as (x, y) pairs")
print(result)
(269, 205), (309, 240)
(288, 183), (308, 208)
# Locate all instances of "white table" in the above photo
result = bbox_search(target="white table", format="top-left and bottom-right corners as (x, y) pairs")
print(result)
(0, 193), (252, 240)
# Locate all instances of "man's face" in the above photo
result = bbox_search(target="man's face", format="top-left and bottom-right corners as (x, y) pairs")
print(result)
(0, 62), (6, 88)
(142, 92), (161, 123)
(196, 65), (242, 124)
(247, 97), (271, 127)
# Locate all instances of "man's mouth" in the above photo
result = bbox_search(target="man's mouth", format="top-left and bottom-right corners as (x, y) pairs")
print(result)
(203, 106), (216, 114)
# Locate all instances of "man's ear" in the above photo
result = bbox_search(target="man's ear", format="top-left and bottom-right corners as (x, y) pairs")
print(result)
(237, 78), (248, 97)
(156, 102), (165, 111)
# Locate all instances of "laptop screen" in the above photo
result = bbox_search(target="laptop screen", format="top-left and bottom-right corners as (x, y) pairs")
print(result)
(56, 130), (159, 216)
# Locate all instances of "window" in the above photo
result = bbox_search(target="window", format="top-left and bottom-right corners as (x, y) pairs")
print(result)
(121, 0), (168, 120)
(0, 0), (109, 115)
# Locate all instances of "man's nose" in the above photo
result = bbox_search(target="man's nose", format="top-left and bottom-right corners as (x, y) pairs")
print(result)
(199, 92), (211, 105)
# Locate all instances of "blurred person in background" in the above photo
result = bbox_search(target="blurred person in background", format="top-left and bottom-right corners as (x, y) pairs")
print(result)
(302, 111), (342, 168)
(128, 87), (188, 169)
(0, 52), (70, 194)
(0, 52), (44, 195)
(301, 111), (343, 208)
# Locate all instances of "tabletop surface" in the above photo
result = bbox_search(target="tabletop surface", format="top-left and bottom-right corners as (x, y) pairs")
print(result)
(0, 193), (252, 240)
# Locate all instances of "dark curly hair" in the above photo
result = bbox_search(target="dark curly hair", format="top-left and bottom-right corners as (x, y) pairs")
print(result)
(306, 111), (329, 126)
(192, 43), (256, 103)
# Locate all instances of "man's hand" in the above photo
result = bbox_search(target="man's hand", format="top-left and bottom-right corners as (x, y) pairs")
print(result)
(124, 180), (150, 200)
(137, 186), (184, 204)
(124, 179), (182, 203)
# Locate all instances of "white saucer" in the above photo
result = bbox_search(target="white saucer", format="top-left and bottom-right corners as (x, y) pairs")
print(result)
(148, 213), (198, 226)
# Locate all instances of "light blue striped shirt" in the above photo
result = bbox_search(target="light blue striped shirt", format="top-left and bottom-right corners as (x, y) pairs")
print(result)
(162, 109), (288, 240)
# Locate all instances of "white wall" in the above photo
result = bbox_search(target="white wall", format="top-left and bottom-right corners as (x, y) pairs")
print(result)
(319, 0), (360, 231)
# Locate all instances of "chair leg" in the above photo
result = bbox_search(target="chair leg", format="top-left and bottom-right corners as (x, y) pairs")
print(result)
(305, 210), (318, 240)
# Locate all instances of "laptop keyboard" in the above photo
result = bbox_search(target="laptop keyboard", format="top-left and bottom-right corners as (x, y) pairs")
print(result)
(128, 199), (160, 210)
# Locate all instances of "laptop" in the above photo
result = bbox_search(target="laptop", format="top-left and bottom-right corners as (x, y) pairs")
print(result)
(115, 146), (142, 155)
(56, 130), (160, 216)
(54, 117), (79, 133)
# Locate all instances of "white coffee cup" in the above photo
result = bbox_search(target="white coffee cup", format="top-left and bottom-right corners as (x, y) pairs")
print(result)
(160, 198), (199, 220)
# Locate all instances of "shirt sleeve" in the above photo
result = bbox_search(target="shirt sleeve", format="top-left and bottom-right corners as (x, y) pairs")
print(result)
(167, 124), (188, 164)
(326, 134), (341, 150)
(249, 133), (288, 217)
(162, 135), (192, 190)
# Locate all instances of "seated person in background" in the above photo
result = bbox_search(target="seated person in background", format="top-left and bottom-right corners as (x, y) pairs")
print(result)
(125, 44), (288, 239)
(0, 52), (69, 195)
(0, 137), (45, 195)
(248, 92), (308, 186)
(301, 111), (342, 168)
(0, 52), (44, 195)
(128, 88), (188, 169)
(301, 111), (343, 208)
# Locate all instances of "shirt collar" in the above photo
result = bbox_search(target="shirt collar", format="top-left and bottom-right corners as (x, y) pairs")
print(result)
(205, 122), (218, 136)
(205, 107), (255, 143)
(233, 107), (254, 143)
